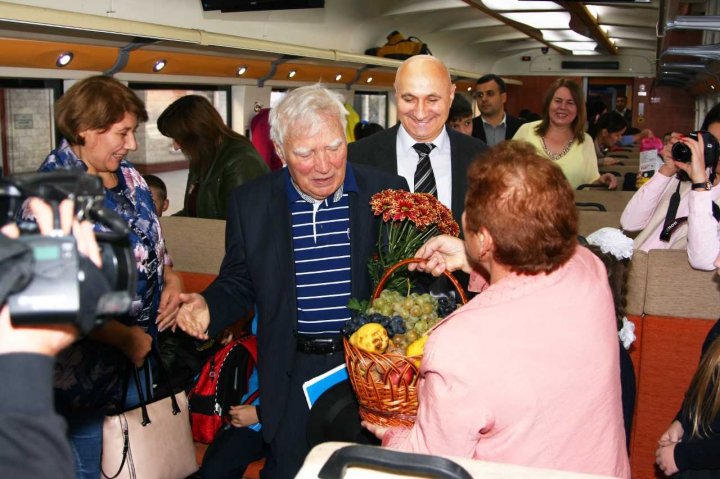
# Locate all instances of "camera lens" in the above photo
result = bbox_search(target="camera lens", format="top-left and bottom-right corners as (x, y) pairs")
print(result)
(671, 142), (692, 163)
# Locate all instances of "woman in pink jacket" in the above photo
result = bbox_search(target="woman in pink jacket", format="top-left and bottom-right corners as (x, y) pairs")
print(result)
(365, 141), (631, 479)
(620, 104), (720, 271)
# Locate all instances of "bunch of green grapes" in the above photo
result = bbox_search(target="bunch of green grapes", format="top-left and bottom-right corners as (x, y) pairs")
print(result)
(368, 290), (442, 350)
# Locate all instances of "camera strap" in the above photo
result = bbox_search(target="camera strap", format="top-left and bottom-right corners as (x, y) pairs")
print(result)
(659, 183), (684, 242)
(660, 182), (720, 242)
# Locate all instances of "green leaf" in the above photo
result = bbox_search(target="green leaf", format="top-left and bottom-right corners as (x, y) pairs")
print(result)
(347, 297), (370, 313)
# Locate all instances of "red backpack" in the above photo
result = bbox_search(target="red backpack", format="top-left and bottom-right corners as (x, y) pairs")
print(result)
(189, 335), (259, 444)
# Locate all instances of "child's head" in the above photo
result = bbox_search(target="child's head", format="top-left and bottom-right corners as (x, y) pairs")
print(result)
(143, 174), (168, 217)
(447, 95), (473, 136)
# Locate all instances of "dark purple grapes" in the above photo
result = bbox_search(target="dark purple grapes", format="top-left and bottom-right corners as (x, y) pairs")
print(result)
(437, 295), (458, 318)
(342, 312), (401, 338)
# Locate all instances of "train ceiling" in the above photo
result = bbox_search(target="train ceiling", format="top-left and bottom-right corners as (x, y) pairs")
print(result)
(0, 0), (715, 94)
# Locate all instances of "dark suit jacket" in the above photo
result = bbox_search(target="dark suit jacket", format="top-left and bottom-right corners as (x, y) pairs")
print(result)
(202, 164), (407, 442)
(471, 113), (525, 144)
(347, 125), (487, 225)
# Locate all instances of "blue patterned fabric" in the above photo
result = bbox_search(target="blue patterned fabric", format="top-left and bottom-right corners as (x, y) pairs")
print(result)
(36, 139), (166, 334)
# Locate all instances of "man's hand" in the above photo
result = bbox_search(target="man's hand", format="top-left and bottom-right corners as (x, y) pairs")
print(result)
(176, 293), (211, 340)
(228, 405), (259, 428)
(408, 235), (470, 276)
(156, 265), (183, 332)
(0, 305), (77, 356)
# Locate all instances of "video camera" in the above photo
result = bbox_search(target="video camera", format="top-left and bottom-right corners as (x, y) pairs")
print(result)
(0, 169), (136, 333)
(671, 130), (720, 173)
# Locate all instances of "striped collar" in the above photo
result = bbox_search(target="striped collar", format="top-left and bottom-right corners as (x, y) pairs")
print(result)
(284, 163), (358, 205)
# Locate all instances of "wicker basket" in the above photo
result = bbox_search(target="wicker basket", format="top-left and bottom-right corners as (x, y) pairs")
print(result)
(344, 258), (468, 427)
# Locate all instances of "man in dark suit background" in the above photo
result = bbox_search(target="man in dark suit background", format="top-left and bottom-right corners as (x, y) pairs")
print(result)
(175, 85), (407, 479)
(615, 94), (633, 127)
(348, 55), (486, 226)
(471, 74), (525, 146)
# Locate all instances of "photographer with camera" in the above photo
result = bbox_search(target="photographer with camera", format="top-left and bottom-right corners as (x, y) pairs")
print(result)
(18, 75), (183, 478)
(620, 104), (720, 270)
(0, 197), (106, 478)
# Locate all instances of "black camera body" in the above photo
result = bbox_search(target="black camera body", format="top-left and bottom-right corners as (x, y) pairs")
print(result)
(1, 170), (136, 333)
(671, 130), (720, 170)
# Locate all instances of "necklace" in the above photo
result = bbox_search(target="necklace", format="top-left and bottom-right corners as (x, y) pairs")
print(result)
(540, 136), (574, 161)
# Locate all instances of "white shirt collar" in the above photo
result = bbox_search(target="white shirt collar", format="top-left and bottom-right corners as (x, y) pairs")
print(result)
(482, 113), (507, 128)
(397, 124), (449, 153)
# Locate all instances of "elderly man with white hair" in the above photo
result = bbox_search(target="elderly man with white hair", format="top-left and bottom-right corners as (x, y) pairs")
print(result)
(176, 84), (407, 479)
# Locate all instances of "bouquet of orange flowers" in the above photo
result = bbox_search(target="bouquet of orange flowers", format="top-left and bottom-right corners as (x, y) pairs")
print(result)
(368, 189), (459, 294)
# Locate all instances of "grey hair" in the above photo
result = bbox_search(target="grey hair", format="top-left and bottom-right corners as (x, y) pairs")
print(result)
(269, 84), (348, 149)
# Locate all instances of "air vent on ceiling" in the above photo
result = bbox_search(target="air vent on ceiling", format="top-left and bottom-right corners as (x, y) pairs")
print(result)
(561, 60), (620, 70)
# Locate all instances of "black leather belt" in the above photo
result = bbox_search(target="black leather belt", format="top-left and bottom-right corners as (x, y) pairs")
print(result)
(296, 336), (344, 354)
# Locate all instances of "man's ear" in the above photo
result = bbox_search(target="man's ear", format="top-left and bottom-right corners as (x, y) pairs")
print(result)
(161, 199), (169, 213)
(273, 142), (287, 165)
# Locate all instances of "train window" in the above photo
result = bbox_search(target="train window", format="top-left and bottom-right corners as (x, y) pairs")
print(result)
(353, 91), (388, 128)
(0, 79), (62, 175)
(128, 83), (230, 172)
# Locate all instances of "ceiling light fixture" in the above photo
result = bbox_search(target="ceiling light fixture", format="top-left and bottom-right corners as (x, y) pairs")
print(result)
(335, 73), (342, 81)
(56, 51), (73, 67)
(288, 70), (297, 78)
(502, 11), (570, 29)
(153, 59), (167, 72)
(366, 76), (373, 83)
(237, 66), (247, 76)
(482, 0), (560, 11)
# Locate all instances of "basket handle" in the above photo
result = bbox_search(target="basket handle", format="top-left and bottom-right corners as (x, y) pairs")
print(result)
(371, 258), (468, 305)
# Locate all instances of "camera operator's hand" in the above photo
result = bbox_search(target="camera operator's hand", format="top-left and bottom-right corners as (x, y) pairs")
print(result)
(156, 265), (183, 332)
(0, 198), (101, 357)
(659, 133), (682, 177)
(672, 134), (709, 185)
(176, 293), (211, 340)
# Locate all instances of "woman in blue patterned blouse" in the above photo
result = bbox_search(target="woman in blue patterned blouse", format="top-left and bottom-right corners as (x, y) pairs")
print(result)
(33, 75), (183, 479)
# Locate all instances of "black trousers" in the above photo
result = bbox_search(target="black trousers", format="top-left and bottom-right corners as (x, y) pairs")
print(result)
(200, 426), (266, 478)
(260, 351), (344, 479)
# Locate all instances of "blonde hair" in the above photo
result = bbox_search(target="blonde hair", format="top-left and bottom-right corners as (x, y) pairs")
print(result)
(683, 334), (720, 438)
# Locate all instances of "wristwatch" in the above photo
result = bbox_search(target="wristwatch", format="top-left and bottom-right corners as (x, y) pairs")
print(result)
(691, 180), (713, 191)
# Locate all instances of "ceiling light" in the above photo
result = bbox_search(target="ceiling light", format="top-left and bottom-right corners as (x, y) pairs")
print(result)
(56, 52), (73, 67)
(586, 5), (599, 20)
(712, 84), (716, 90)
(153, 59), (167, 72)
(335, 73), (342, 81)
(541, 30), (593, 42)
(503, 11), (570, 29)
(467, 86), (472, 92)
(482, 0), (560, 11)
(551, 41), (597, 51)
(237, 66), (247, 76)
(288, 70), (296, 78)
(366, 76), (373, 83)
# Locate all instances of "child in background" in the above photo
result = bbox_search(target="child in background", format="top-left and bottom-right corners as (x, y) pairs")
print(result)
(143, 174), (169, 217)
(656, 319), (720, 477)
(446, 95), (473, 136)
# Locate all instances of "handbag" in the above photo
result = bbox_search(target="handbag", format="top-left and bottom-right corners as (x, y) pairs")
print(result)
(101, 360), (198, 479)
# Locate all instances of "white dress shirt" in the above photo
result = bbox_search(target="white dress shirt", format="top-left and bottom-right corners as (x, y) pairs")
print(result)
(396, 125), (452, 211)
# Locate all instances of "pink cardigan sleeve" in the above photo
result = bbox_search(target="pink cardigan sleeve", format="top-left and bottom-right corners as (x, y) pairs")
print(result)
(687, 189), (720, 270)
(382, 339), (490, 457)
(620, 173), (673, 231)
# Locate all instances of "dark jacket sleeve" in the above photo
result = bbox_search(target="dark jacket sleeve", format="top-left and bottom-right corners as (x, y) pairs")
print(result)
(0, 353), (74, 479)
(673, 319), (720, 471)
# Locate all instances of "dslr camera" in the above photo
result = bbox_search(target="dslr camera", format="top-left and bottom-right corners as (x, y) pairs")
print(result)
(0, 170), (136, 333)
(671, 130), (720, 170)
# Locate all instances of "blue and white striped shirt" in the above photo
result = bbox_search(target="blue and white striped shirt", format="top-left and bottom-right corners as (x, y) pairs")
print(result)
(285, 168), (357, 337)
